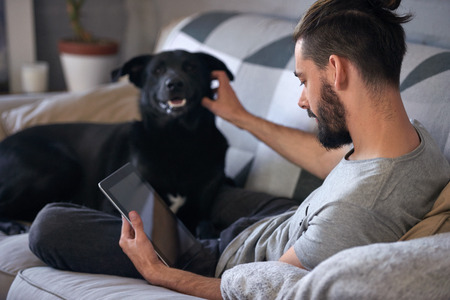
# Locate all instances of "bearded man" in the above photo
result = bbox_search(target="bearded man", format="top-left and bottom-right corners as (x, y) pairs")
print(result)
(29, 1), (449, 299)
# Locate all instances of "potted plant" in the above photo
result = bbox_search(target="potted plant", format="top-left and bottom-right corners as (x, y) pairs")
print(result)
(58, 0), (119, 92)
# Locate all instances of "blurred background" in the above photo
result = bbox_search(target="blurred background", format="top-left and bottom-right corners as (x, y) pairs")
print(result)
(1, 0), (449, 93)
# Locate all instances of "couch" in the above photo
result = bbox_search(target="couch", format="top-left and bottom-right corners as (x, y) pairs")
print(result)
(1, 8), (450, 299)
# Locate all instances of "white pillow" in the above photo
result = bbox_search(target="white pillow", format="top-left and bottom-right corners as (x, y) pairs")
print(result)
(0, 82), (141, 137)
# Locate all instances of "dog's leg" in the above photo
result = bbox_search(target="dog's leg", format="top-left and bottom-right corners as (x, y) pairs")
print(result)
(177, 172), (226, 238)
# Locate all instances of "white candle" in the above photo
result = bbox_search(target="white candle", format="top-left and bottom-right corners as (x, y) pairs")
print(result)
(21, 61), (49, 93)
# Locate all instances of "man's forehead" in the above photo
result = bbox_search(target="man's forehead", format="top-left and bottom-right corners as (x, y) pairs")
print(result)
(294, 41), (307, 76)
(294, 39), (320, 77)
(295, 39), (305, 56)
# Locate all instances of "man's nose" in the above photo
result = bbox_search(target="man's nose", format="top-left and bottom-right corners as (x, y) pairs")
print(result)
(298, 89), (309, 110)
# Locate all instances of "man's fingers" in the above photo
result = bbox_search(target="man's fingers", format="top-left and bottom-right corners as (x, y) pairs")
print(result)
(121, 216), (133, 239)
(202, 96), (214, 109)
(128, 211), (146, 240)
(211, 70), (231, 88)
(210, 70), (227, 79)
(120, 211), (145, 242)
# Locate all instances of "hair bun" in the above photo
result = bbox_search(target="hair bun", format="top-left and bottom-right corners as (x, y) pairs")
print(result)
(369, 0), (401, 10)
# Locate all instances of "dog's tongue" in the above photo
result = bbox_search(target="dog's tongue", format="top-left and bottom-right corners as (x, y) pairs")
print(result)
(168, 99), (187, 108)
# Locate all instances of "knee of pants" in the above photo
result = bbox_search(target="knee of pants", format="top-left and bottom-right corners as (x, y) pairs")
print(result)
(28, 202), (82, 258)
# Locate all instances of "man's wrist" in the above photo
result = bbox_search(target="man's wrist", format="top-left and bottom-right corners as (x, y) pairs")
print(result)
(147, 266), (222, 299)
(232, 110), (259, 130)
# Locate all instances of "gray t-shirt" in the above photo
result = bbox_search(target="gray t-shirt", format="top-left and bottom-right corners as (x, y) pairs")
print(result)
(215, 120), (450, 276)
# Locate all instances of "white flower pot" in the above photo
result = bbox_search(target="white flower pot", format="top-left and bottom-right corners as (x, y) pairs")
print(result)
(58, 40), (119, 92)
(60, 53), (118, 92)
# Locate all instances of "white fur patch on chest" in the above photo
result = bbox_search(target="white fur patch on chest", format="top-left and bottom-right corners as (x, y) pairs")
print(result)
(167, 194), (186, 213)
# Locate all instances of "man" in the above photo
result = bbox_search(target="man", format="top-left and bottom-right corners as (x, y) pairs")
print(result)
(117, 0), (449, 298)
(29, 0), (449, 299)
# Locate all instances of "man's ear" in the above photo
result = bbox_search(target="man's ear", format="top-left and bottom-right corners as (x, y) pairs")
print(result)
(194, 52), (234, 81)
(329, 55), (348, 91)
(111, 55), (152, 88)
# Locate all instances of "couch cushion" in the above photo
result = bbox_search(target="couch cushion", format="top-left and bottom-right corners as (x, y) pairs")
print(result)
(0, 233), (46, 299)
(400, 182), (450, 241)
(400, 44), (450, 162)
(0, 81), (141, 137)
(7, 266), (203, 300)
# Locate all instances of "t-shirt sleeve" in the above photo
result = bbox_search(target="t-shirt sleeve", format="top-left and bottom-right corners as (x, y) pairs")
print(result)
(294, 202), (397, 270)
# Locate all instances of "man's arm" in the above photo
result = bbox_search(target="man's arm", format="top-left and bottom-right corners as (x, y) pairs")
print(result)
(120, 211), (223, 300)
(279, 246), (305, 269)
(202, 71), (348, 179)
(120, 214), (309, 299)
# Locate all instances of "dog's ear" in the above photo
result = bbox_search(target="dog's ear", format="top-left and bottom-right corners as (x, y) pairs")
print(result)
(111, 55), (152, 88)
(194, 52), (234, 81)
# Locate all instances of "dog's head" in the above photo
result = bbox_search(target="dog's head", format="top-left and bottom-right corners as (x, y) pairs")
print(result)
(112, 50), (233, 119)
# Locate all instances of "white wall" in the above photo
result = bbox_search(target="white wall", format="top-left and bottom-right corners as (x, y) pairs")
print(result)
(5, 0), (35, 93)
(123, 0), (450, 59)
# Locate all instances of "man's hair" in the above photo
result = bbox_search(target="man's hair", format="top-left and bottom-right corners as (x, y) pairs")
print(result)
(294, 0), (412, 91)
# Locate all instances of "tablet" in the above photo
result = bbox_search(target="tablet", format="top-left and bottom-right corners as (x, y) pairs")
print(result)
(98, 163), (201, 268)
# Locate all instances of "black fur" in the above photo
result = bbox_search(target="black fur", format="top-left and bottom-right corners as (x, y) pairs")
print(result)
(0, 50), (233, 235)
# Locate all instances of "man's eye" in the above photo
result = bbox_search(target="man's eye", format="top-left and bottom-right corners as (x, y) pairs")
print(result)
(299, 80), (306, 87)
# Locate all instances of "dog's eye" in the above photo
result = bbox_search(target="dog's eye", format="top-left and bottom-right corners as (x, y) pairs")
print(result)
(152, 64), (165, 75)
(184, 63), (197, 72)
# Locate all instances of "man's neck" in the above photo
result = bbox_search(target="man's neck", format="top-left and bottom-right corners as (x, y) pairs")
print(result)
(346, 89), (420, 161)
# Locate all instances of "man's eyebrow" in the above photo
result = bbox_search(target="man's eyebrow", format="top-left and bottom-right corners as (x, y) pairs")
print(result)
(293, 71), (303, 78)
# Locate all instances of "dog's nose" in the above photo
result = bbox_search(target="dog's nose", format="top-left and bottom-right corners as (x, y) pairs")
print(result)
(165, 78), (184, 91)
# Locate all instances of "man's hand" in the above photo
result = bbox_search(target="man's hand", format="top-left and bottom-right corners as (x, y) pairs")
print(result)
(202, 70), (251, 129)
(201, 71), (346, 179)
(119, 211), (167, 286)
(120, 211), (223, 299)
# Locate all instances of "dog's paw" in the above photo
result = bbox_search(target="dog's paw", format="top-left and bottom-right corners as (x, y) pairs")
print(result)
(168, 194), (186, 213)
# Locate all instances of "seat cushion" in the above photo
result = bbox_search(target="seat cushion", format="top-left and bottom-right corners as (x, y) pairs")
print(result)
(0, 233), (46, 299)
(7, 266), (203, 300)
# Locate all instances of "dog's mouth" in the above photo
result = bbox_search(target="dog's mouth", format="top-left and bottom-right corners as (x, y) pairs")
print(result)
(167, 98), (187, 108)
(158, 97), (188, 114)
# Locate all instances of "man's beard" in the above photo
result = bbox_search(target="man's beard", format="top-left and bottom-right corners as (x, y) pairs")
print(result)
(308, 79), (352, 150)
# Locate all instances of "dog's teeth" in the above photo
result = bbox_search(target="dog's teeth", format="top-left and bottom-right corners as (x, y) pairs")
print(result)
(168, 99), (186, 108)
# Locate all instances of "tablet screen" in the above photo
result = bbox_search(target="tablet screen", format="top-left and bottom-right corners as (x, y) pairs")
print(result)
(98, 163), (200, 267)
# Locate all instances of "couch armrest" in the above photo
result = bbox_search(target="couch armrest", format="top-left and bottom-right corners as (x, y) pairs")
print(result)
(0, 93), (59, 111)
(0, 83), (140, 142)
(0, 93), (58, 140)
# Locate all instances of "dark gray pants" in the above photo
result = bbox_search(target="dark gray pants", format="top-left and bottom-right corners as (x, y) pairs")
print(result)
(28, 184), (296, 278)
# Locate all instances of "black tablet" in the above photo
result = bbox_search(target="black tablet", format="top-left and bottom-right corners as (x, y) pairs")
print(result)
(98, 163), (200, 267)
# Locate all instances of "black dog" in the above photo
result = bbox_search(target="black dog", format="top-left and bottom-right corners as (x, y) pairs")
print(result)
(0, 50), (233, 236)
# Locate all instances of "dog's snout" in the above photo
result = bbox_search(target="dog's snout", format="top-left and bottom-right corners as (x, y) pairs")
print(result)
(165, 78), (184, 91)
